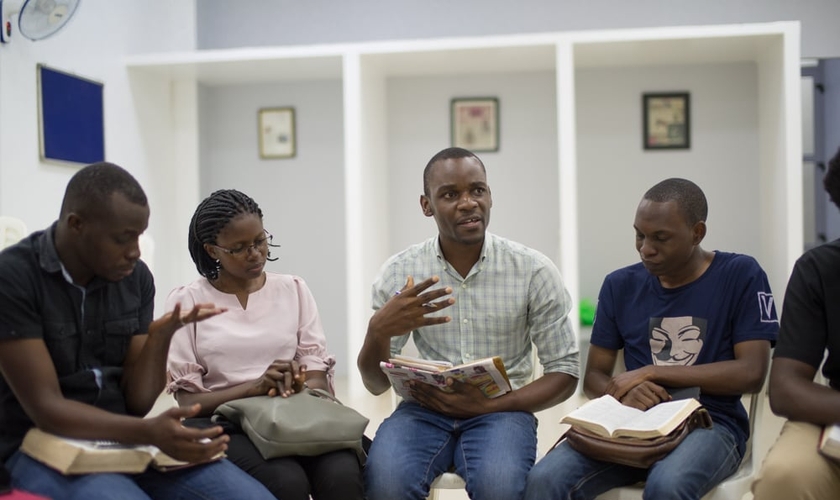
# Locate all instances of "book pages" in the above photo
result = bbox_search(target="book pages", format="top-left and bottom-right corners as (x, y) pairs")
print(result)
(612, 398), (700, 438)
(561, 395), (643, 436)
(560, 395), (701, 439)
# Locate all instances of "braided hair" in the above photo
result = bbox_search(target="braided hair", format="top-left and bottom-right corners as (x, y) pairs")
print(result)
(188, 189), (266, 280)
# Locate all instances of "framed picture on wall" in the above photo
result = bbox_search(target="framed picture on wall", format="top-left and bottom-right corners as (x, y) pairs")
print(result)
(643, 92), (690, 150)
(451, 97), (499, 152)
(37, 64), (105, 165)
(258, 107), (296, 159)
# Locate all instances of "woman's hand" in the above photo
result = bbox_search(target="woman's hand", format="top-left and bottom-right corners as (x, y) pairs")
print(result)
(251, 359), (307, 397)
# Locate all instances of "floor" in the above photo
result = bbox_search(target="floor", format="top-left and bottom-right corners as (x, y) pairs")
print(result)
(333, 375), (786, 500)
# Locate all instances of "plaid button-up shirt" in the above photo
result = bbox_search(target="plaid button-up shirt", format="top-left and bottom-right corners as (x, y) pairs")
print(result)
(372, 233), (579, 389)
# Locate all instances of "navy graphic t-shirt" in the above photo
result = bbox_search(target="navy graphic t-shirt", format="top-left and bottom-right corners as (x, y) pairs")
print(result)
(591, 251), (778, 454)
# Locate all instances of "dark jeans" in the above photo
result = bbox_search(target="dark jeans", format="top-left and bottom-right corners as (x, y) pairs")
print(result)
(227, 433), (364, 500)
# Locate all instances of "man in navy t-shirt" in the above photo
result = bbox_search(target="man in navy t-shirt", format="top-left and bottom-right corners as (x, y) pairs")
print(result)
(525, 178), (778, 500)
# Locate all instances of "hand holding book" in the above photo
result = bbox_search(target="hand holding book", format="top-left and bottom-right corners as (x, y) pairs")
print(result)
(560, 395), (712, 468)
(20, 428), (225, 474)
(144, 404), (230, 465)
(560, 395), (703, 439)
(380, 355), (512, 403)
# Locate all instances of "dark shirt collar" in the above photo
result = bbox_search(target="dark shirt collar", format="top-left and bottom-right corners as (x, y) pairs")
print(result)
(37, 222), (63, 275)
(37, 221), (106, 291)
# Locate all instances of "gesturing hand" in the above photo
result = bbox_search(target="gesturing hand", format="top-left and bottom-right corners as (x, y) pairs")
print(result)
(368, 276), (455, 339)
(252, 359), (307, 398)
(145, 404), (228, 463)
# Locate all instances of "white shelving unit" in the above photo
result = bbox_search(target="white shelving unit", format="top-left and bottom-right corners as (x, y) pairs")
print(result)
(125, 21), (801, 394)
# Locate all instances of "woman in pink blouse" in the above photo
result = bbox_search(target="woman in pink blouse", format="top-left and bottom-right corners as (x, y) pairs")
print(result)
(166, 189), (364, 500)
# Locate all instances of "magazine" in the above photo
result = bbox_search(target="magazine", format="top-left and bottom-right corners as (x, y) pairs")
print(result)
(380, 354), (511, 402)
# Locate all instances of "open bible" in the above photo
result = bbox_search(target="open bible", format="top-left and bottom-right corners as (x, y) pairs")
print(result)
(561, 395), (703, 440)
(820, 424), (840, 461)
(380, 354), (512, 403)
(19, 428), (223, 474)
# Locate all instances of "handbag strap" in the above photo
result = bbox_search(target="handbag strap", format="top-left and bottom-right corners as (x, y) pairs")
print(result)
(304, 387), (344, 405)
(549, 426), (572, 452)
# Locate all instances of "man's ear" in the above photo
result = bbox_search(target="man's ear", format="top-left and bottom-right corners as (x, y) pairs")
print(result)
(692, 221), (707, 244)
(66, 213), (84, 233)
(420, 195), (433, 217)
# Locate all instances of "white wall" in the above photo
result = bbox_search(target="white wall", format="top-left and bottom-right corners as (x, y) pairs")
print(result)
(195, 0), (840, 59)
(0, 1), (196, 304)
(576, 62), (760, 301)
(386, 71), (559, 261)
(197, 80), (348, 374)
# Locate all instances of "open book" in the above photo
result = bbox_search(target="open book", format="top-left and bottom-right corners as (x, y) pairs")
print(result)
(19, 427), (223, 474)
(819, 424), (840, 461)
(380, 354), (512, 402)
(561, 395), (703, 440)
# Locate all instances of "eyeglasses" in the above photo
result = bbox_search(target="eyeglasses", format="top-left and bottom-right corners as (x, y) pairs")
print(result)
(212, 230), (274, 258)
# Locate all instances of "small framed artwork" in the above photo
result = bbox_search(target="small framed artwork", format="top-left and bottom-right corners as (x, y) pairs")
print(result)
(258, 107), (296, 159)
(451, 97), (499, 152)
(643, 92), (690, 150)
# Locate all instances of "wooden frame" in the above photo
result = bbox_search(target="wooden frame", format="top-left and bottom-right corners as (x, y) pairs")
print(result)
(451, 97), (499, 152)
(258, 107), (296, 159)
(643, 92), (690, 150)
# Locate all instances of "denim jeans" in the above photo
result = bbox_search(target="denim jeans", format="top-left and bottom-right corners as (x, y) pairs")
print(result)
(524, 424), (742, 500)
(6, 451), (275, 500)
(365, 402), (537, 500)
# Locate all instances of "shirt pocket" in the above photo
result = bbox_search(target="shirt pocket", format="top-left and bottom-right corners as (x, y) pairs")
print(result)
(481, 303), (528, 356)
(103, 317), (139, 366)
(43, 321), (80, 375)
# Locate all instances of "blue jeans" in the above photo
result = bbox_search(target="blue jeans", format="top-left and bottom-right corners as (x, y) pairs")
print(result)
(365, 402), (537, 500)
(524, 424), (742, 500)
(6, 451), (275, 500)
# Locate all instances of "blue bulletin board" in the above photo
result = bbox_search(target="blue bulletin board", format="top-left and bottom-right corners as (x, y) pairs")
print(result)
(37, 64), (105, 165)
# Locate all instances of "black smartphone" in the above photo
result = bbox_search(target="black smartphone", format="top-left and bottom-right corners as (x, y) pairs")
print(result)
(666, 386), (701, 401)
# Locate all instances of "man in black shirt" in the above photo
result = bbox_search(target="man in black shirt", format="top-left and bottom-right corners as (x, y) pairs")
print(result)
(752, 146), (840, 500)
(0, 163), (274, 499)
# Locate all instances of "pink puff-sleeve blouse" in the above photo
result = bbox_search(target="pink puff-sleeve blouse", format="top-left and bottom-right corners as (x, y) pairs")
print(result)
(166, 273), (336, 394)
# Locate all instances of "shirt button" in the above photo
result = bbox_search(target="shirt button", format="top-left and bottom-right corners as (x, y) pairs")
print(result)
(461, 284), (467, 289)
(463, 319), (469, 324)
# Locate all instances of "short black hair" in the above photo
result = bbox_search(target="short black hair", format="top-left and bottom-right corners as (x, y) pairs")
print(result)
(824, 146), (840, 212)
(423, 147), (486, 197)
(60, 162), (147, 218)
(188, 189), (264, 280)
(643, 178), (708, 226)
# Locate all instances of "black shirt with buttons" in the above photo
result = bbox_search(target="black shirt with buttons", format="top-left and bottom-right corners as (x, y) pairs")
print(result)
(0, 223), (154, 461)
